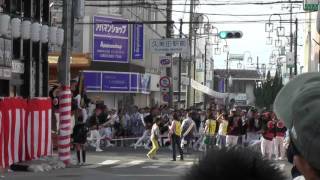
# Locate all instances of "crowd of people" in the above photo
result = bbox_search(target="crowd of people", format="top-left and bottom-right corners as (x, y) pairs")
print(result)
(48, 73), (320, 180)
(60, 94), (289, 164)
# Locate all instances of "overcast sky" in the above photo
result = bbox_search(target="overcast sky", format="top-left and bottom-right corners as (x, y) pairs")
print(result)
(172, 0), (306, 74)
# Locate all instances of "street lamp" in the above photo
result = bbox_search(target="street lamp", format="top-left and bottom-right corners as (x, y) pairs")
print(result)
(265, 14), (285, 37)
(275, 38), (282, 47)
(266, 32), (273, 45)
(242, 51), (253, 64)
(211, 26), (220, 44)
(222, 39), (229, 52)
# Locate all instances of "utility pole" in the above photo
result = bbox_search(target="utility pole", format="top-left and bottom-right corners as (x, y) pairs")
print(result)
(58, 0), (73, 165)
(289, 0), (293, 77)
(187, 0), (194, 108)
(166, 0), (173, 108)
(178, 19), (183, 107)
(294, 18), (298, 75)
(204, 42), (207, 110)
(226, 52), (229, 92)
(193, 33), (196, 107)
(226, 52), (230, 109)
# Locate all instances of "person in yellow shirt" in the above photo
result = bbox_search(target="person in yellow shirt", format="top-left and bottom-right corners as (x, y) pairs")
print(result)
(169, 112), (184, 161)
(204, 112), (217, 150)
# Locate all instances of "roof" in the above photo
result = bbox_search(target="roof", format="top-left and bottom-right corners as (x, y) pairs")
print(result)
(214, 69), (260, 79)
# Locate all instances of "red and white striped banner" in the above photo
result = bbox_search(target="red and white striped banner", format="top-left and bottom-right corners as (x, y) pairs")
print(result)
(58, 86), (72, 164)
(26, 98), (52, 160)
(0, 97), (52, 168)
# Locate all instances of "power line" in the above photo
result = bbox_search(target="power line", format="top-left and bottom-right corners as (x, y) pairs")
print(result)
(83, 4), (308, 17)
(70, 19), (315, 25)
(84, 0), (303, 6)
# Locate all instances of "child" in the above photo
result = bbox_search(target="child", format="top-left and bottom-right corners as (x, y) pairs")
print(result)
(72, 112), (89, 165)
(147, 116), (161, 160)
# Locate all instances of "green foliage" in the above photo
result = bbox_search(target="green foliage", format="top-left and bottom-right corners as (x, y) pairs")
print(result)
(254, 70), (283, 110)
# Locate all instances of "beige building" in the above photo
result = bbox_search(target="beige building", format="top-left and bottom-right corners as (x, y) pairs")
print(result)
(303, 11), (319, 72)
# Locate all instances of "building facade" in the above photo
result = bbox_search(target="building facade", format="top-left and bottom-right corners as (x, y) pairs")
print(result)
(0, 0), (50, 98)
(50, 0), (168, 109)
(214, 69), (261, 106)
(302, 11), (319, 73)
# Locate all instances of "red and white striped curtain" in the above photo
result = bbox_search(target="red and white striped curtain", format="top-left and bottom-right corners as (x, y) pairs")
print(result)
(0, 97), (52, 168)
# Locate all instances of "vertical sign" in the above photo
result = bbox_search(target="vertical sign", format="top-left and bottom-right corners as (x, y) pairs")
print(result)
(218, 79), (225, 93)
(93, 16), (129, 63)
(132, 23), (144, 60)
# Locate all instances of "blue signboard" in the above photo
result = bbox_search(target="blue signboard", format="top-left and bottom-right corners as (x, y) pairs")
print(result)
(132, 24), (144, 60)
(84, 71), (144, 93)
(93, 16), (129, 63)
(131, 73), (139, 92)
(102, 72), (130, 92)
(83, 71), (101, 91)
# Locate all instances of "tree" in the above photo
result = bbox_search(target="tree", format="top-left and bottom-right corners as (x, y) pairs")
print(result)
(254, 70), (283, 110)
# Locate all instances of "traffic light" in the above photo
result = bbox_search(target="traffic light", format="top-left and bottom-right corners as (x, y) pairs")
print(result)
(218, 31), (243, 39)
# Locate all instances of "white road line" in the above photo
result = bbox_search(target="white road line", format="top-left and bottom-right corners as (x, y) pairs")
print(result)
(174, 162), (193, 169)
(82, 160), (120, 169)
(112, 160), (145, 168)
(99, 160), (120, 165)
(278, 163), (286, 171)
(142, 165), (161, 169)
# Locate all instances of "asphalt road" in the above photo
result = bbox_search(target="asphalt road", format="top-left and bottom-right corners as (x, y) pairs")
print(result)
(3, 147), (293, 180)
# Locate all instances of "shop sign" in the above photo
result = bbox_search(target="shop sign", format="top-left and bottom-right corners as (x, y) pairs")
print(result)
(92, 16), (129, 63)
(132, 23), (144, 60)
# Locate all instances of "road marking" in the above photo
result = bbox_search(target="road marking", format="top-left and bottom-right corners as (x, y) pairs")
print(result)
(115, 174), (180, 177)
(82, 160), (120, 169)
(142, 165), (161, 169)
(112, 160), (145, 168)
(98, 160), (120, 165)
(278, 163), (286, 171)
(174, 162), (193, 169)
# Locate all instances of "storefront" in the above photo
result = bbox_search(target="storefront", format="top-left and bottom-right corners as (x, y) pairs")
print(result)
(83, 70), (152, 109)
(48, 53), (91, 81)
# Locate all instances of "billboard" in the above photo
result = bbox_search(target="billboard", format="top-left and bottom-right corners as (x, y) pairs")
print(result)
(92, 16), (129, 63)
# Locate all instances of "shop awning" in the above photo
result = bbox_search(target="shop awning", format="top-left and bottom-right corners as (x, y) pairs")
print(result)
(48, 53), (91, 68)
(182, 77), (228, 99)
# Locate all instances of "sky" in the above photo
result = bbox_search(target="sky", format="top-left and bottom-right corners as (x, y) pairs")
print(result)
(172, 0), (306, 74)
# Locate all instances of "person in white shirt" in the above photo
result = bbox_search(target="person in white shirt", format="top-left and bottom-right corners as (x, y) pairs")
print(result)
(133, 109), (151, 149)
(216, 113), (228, 148)
(147, 116), (161, 160)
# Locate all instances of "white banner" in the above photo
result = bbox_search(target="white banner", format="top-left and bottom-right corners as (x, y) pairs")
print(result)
(181, 77), (228, 98)
(149, 38), (189, 54)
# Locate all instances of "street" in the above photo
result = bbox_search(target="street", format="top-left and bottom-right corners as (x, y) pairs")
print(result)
(3, 147), (292, 180)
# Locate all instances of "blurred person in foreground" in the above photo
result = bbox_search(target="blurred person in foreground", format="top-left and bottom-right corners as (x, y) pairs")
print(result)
(274, 72), (320, 180)
(185, 147), (285, 180)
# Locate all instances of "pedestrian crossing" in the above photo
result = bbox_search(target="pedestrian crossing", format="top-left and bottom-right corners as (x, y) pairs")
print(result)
(82, 159), (195, 170)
